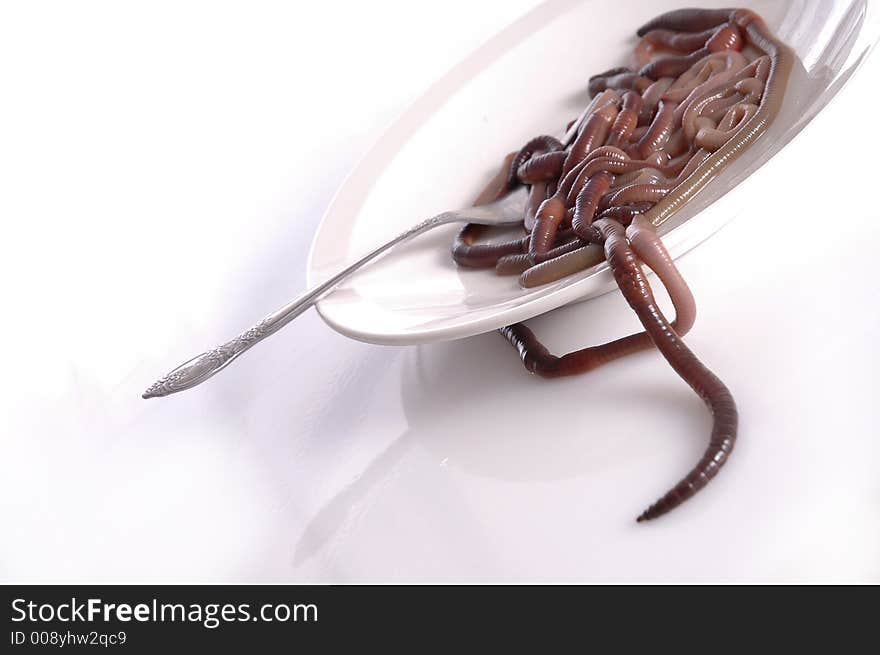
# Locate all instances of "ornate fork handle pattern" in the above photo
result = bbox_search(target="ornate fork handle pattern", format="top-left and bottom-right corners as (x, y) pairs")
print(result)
(142, 213), (462, 398)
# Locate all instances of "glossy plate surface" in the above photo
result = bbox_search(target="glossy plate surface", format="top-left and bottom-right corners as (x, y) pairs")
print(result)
(307, 0), (879, 345)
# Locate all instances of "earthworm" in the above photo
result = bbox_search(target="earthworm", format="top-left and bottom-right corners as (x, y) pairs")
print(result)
(531, 143), (630, 252)
(670, 46), (747, 90)
(640, 47), (711, 80)
(641, 26), (725, 53)
(529, 196), (568, 256)
(472, 151), (517, 206)
(562, 90), (620, 175)
(450, 7), (790, 520)
(601, 218), (735, 521)
(452, 225), (527, 268)
(453, 151), (526, 268)
(522, 8), (792, 284)
(595, 202), (654, 222)
(602, 181), (670, 209)
(682, 86), (738, 139)
(636, 8), (735, 36)
(644, 9), (794, 226)
(669, 51), (753, 126)
(507, 135), (563, 189)
(524, 181), (549, 231)
(605, 91), (643, 148)
(695, 102), (758, 151)
(502, 218), (696, 378)
(517, 150), (567, 184)
(571, 171), (614, 239)
(705, 23), (744, 52)
(496, 237), (584, 276)
(639, 21), (744, 81)
(662, 128), (690, 158)
(633, 99), (677, 157)
(589, 66), (632, 81)
(632, 38), (657, 70)
(638, 77), (674, 125)
(518, 245), (606, 288)
(565, 152), (669, 198)
(588, 71), (653, 97)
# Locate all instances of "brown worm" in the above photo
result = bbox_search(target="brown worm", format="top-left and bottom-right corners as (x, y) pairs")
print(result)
(452, 225), (528, 268)
(495, 237), (584, 276)
(507, 135), (564, 189)
(636, 8), (735, 36)
(523, 180), (549, 231)
(453, 151), (526, 268)
(640, 46), (710, 80)
(599, 219), (736, 521)
(528, 196), (568, 256)
(643, 8), (795, 226)
(638, 77), (674, 124)
(605, 91), (643, 148)
(633, 99), (677, 157)
(449, 7), (790, 521)
(472, 151), (518, 206)
(588, 71), (653, 97)
(595, 202), (654, 223)
(695, 102), (758, 151)
(670, 51), (756, 128)
(571, 171), (614, 239)
(517, 150), (567, 184)
(641, 26), (724, 53)
(523, 9), (792, 285)
(667, 50), (748, 117)
(501, 219), (696, 378)
(562, 90), (620, 175)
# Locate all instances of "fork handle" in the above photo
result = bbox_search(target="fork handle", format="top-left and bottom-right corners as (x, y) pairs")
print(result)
(142, 213), (456, 398)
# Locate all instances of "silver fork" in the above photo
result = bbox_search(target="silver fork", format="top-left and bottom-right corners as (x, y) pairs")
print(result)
(141, 93), (600, 400)
(142, 186), (528, 399)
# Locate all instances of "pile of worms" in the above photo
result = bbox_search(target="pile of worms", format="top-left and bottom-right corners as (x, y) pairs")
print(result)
(454, 7), (793, 521)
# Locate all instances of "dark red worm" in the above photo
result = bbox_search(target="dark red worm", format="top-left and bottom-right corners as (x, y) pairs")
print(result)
(528, 196), (568, 256)
(528, 144), (626, 255)
(589, 66), (633, 81)
(452, 225), (528, 268)
(507, 135), (564, 189)
(638, 77), (674, 125)
(453, 151), (526, 268)
(705, 23), (744, 52)
(451, 6), (790, 521)
(632, 99), (676, 157)
(642, 26), (721, 53)
(517, 150), (567, 184)
(571, 171), (613, 239)
(566, 152), (688, 194)
(599, 149), (711, 211)
(589, 71), (653, 97)
(562, 92), (620, 175)
(639, 47), (710, 80)
(500, 218), (696, 379)
(495, 236), (584, 276)
(605, 91), (643, 148)
(599, 220), (736, 522)
(601, 182), (670, 210)
(523, 180), (549, 231)
(501, 218), (733, 521)
(595, 202), (653, 223)
(636, 8), (734, 36)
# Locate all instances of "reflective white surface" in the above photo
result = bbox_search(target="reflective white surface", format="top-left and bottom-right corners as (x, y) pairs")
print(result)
(1, 0), (879, 583)
(310, 0), (880, 345)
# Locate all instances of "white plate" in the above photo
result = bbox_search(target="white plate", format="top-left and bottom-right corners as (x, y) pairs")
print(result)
(307, 0), (879, 345)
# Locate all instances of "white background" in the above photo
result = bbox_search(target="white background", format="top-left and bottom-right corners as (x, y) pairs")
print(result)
(1, 0), (878, 582)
